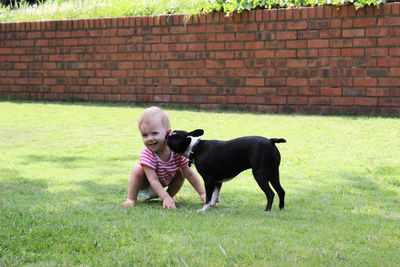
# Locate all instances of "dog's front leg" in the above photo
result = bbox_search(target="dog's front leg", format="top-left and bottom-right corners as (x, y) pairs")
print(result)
(197, 180), (217, 213)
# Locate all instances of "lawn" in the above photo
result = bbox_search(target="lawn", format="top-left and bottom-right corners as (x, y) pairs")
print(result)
(0, 101), (399, 266)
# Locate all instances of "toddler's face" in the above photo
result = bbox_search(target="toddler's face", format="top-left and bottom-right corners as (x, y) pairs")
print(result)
(139, 119), (169, 153)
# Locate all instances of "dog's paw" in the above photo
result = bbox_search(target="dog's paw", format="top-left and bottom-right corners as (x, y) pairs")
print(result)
(197, 204), (211, 213)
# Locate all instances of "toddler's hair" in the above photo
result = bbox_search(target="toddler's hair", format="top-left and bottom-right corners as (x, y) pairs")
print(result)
(138, 106), (170, 130)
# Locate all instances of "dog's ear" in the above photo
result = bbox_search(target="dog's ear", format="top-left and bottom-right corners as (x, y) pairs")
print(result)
(164, 132), (171, 141)
(189, 129), (204, 137)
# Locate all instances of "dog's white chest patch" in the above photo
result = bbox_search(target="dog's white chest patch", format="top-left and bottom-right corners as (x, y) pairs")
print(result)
(183, 136), (201, 158)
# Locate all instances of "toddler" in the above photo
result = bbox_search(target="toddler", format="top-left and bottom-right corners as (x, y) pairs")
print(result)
(122, 106), (206, 209)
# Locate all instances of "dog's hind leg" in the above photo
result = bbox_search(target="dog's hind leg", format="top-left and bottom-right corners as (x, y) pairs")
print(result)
(253, 170), (275, 211)
(269, 169), (285, 210)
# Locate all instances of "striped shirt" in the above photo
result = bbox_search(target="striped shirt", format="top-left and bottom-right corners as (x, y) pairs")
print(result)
(139, 147), (189, 187)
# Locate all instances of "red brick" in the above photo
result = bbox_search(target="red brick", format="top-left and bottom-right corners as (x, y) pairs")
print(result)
(353, 38), (376, 47)
(332, 97), (354, 106)
(392, 88), (400, 96)
(287, 59), (307, 68)
(341, 48), (365, 57)
(288, 96), (308, 105)
(206, 60), (224, 69)
(236, 32), (256, 41)
(225, 60), (244, 68)
(367, 88), (390, 96)
(390, 48), (400, 56)
(245, 78), (265, 86)
(0, 48), (13, 54)
(343, 29), (365, 37)
(277, 88), (297, 96)
(235, 87), (256, 95)
(208, 95), (227, 103)
(245, 41), (264, 50)
(88, 78), (103, 85)
(389, 68), (400, 76)
(227, 95), (246, 104)
(378, 57), (400, 67)
(287, 78), (307, 86)
(378, 17), (400, 26)
(255, 50), (275, 58)
(297, 49), (318, 58)
(366, 27), (389, 37)
(206, 43), (225, 50)
(297, 30), (319, 39)
(366, 48), (388, 57)
(286, 40), (307, 49)
(355, 97), (378, 106)
(354, 78), (377, 86)
(309, 97), (331, 105)
(379, 78), (400, 87)
(353, 18), (377, 27)
(321, 87), (342, 96)
(379, 97), (400, 107)
(308, 40), (329, 48)
(299, 87), (321, 95)
(247, 96), (286, 105)
(330, 39), (352, 48)
(188, 78), (207, 86)
(277, 31), (297, 40)
(378, 37), (400, 46)
(286, 21), (307, 30)
(276, 50), (296, 58)
(172, 95), (189, 103)
(215, 51), (234, 59)
(256, 87), (276, 95)
(216, 33), (235, 41)
(226, 42), (244, 50)
(320, 29), (341, 38)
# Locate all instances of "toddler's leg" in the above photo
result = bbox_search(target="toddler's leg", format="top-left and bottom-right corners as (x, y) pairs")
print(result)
(166, 169), (185, 198)
(122, 164), (149, 207)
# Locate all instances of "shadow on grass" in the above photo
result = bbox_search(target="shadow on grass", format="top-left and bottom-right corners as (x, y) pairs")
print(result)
(1, 161), (399, 221)
(0, 168), (48, 193)
(21, 154), (88, 168)
(22, 154), (139, 177)
(206, 167), (400, 218)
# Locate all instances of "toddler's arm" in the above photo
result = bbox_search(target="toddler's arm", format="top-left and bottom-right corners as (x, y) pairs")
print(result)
(182, 166), (206, 203)
(142, 165), (176, 209)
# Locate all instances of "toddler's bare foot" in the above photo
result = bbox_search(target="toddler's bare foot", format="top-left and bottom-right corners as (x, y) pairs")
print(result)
(122, 198), (136, 207)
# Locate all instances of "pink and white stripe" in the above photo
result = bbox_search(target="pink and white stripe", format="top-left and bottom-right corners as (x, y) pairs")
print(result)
(139, 147), (188, 187)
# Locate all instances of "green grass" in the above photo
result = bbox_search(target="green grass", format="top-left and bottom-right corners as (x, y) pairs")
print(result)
(1, 100), (400, 266)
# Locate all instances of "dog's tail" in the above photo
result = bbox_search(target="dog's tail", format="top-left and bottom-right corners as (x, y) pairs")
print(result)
(271, 138), (286, 144)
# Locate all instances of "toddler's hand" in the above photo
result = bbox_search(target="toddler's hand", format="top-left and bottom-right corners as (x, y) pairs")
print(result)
(200, 192), (206, 203)
(163, 197), (176, 209)
(122, 198), (136, 207)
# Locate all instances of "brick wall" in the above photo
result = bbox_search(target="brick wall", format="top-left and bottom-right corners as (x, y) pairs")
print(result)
(1, 3), (399, 115)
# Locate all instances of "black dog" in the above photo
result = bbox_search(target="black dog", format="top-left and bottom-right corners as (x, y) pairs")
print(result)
(166, 129), (286, 212)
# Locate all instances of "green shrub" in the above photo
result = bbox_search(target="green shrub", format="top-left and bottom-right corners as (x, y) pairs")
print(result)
(202, 0), (388, 14)
(0, 0), (398, 22)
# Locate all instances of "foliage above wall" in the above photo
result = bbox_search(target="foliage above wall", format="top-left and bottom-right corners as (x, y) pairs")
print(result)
(0, 0), (397, 22)
(203, 0), (390, 13)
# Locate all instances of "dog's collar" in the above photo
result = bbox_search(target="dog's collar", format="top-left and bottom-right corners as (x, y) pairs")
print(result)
(183, 137), (201, 165)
